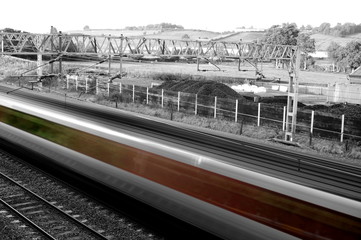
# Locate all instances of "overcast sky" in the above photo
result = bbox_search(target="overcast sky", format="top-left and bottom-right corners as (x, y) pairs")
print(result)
(1, 0), (360, 33)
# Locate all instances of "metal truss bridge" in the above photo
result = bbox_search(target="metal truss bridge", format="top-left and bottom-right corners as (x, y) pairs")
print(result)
(0, 31), (300, 141)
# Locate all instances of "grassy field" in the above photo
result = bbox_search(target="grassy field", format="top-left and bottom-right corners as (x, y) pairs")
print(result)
(65, 29), (361, 52)
(312, 33), (361, 51)
(105, 61), (348, 85)
(66, 29), (221, 40)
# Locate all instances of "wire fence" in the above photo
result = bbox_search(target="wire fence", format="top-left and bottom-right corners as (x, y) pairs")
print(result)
(62, 76), (361, 143)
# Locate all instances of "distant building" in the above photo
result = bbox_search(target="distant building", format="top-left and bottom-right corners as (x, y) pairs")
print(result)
(235, 28), (265, 32)
(349, 66), (361, 84)
(309, 51), (328, 59)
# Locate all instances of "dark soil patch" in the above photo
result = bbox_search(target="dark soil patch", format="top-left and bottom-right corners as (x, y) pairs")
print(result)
(303, 103), (361, 119)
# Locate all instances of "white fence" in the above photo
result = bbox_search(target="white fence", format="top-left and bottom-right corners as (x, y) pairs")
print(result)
(64, 75), (361, 143)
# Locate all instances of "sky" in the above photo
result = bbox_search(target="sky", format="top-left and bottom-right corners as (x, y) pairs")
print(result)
(1, 0), (360, 33)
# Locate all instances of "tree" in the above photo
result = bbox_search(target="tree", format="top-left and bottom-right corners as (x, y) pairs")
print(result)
(83, 25), (90, 31)
(344, 41), (361, 71)
(264, 23), (316, 69)
(182, 34), (190, 40)
(305, 25), (313, 31)
(327, 41), (361, 72)
(297, 33), (316, 69)
(263, 23), (299, 45)
(327, 42), (346, 71)
(318, 22), (331, 35)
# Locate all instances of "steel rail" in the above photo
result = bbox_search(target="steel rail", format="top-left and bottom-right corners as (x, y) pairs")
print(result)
(0, 170), (108, 239)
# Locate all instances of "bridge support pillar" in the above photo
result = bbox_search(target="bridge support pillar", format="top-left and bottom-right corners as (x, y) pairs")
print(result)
(58, 31), (63, 77)
(119, 34), (123, 79)
(37, 50), (43, 89)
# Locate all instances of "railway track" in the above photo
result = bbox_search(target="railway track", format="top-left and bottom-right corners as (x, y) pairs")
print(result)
(0, 148), (164, 240)
(0, 85), (360, 202)
(0, 165), (109, 239)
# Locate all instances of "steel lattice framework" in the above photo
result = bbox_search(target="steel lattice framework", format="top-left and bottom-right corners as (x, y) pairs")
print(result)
(0, 32), (298, 60)
(0, 32), (300, 141)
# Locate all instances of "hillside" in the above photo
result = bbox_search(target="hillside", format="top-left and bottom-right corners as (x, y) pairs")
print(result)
(311, 33), (361, 51)
(65, 28), (361, 52)
(144, 30), (220, 40)
(66, 29), (159, 36)
(66, 29), (220, 40)
(218, 31), (266, 42)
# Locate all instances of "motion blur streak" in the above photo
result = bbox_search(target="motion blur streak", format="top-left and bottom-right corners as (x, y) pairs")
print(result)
(0, 103), (360, 240)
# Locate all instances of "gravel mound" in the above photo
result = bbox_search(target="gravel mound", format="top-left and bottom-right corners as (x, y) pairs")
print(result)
(157, 80), (241, 99)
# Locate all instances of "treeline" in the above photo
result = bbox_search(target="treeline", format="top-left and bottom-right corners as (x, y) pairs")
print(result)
(0, 28), (28, 33)
(327, 41), (361, 72)
(125, 23), (184, 31)
(309, 22), (361, 37)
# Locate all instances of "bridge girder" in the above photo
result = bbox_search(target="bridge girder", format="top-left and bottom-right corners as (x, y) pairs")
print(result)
(0, 32), (298, 61)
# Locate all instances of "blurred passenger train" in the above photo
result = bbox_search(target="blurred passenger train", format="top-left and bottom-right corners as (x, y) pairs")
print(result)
(0, 95), (360, 240)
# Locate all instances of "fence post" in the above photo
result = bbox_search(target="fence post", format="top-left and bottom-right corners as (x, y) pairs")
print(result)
(257, 103), (261, 126)
(283, 106), (286, 131)
(96, 79), (98, 95)
(161, 89), (164, 108)
(310, 110), (315, 145)
(310, 111), (315, 134)
(195, 94), (198, 115)
(341, 114), (345, 142)
(107, 83), (110, 97)
(85, 77), (88, 93)
(178, 91), (180, 112)
(119, 82), (122, 94)
(132, 85), (135, 103)
(326, 84), (330, 102)
(214, 96), (217, 118)
(66, 75), (69, 89)
(146, 87), (149, 104)
(235, 99), (238, 122)
(75, 75), (78, 91)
